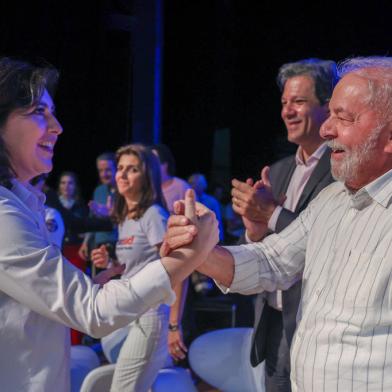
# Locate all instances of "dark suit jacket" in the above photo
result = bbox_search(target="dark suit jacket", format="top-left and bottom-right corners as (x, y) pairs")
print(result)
(250, 148), (334, 366)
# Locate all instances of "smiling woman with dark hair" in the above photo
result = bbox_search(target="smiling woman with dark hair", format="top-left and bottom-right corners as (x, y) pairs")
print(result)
(92, 144), (171, 391)
(0, 57), (219, 391)
(0, 58), (59, 188)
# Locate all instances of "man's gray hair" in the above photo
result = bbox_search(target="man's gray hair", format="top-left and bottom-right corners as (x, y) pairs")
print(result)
(277, 58), (338, 105)
(337, 57), (392, 123)
(96, 152), (116, 164)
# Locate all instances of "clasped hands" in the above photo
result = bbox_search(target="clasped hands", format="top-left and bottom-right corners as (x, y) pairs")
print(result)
(91, 189), (220, 286)
(160, 189), (219, 263)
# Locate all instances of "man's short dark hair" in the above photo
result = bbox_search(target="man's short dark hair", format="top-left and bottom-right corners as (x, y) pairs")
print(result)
(277, 58), (338, 105)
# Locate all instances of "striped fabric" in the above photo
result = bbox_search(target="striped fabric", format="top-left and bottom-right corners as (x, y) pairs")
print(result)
(224, 168), (392, 391)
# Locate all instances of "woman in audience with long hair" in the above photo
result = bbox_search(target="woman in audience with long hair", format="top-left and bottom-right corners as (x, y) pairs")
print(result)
(92, 144), (171, 391)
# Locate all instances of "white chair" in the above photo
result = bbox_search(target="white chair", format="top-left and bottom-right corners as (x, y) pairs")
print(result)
(188, 327), (265, 392)
(152, 368), (197, 392)
(70, 345), (101, 392)
(81, 329), (196, 392)
(80, 364), (116, 392)
(80, 365), (197, 392)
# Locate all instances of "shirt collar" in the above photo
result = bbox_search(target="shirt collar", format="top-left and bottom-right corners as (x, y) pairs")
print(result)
(11, 179), (46, 212)
(295, 143), (328, 166)
(363, 168), (392, 208)
(341, 168), (392, 210)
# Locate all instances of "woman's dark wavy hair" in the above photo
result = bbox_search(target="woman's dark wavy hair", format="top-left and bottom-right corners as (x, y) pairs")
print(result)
(0, 57), (59, 188)
(113, 144), (167, 223)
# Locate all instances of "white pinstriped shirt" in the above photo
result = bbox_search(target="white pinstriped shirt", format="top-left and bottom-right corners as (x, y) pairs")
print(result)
(223, 168), (392, 391)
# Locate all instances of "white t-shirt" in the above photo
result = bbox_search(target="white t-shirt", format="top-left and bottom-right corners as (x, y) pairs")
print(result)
(116, 204), (169, 279)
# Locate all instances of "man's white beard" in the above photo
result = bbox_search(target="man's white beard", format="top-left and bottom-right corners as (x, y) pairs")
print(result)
(327, 126), (382, 185)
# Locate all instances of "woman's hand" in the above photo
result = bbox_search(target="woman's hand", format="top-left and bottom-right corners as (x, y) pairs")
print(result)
(78, 242), (89, 261)
(168, 328), (187, 361)
(91, 244), (110, 268)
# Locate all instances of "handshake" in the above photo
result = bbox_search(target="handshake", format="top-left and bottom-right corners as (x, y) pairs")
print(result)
(160, 189), (219, 260)
(92, 189), (220, 288)
(159, 189), (221, 287)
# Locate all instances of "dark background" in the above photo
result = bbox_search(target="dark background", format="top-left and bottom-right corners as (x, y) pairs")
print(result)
(0, 1), (391, 199)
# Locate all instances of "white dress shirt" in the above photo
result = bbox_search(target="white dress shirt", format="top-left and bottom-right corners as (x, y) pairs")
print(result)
(221, 168), (392, 391)
(0, 180), (175, 392)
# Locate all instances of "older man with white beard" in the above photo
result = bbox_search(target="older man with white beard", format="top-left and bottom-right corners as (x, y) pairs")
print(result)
(163, 57), (392, 392)
(326, 116), (385, 185)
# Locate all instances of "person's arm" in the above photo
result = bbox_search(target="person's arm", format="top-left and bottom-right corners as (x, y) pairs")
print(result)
(196, 245), (235, 287)
(0, 215), (171, 338)
(143, 204), (191, 360)
(78, 232), (92, 260)
(200, 213), (311, 295)
(163, 195), (313, 295)
(144, 205), (190, 360)
(0, 190), (218, 338)
(168, 279), (189, 360)
(274, 208), (299, 233)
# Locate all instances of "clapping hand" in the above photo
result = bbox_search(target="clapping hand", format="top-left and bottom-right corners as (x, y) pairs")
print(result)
(231, 166), (284, 241)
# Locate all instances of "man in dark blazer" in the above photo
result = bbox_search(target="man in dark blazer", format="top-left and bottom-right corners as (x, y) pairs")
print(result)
(231, 59), (337, 391)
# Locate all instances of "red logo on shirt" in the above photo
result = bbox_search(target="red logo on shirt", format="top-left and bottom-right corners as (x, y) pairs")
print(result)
(118, 236), (135, 245)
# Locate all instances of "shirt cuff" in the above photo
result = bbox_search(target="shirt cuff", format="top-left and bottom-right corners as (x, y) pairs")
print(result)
(131, 260), (176, 306)
(215, 245), (261, 294)
(267, 205), (282, 231)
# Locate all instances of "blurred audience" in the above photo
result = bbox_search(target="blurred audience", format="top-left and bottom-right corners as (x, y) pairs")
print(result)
(152, 143), (190, 213)
(78, 152), (118, 263)
(54, 171), (89, 271)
